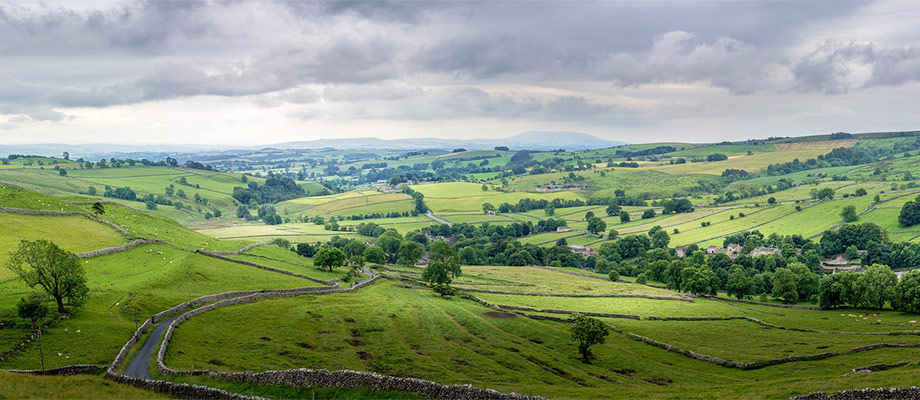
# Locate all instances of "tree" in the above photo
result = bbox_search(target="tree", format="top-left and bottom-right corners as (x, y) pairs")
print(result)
(544, 204), (555, 216)
(376, 235), (402, 263)
(570, 314), (609, 364)
(818, 271), (859, 309)
(726, 268), (755, 300)
(236, 205), (250, 219)
(17, 292), (49, 371)
(586, 217), (606, 235)
(18, 292), (49, 331)
(650, 229), (670, 249)
(855, 264), (897, 309)
(62, 151), (70, 160)
(893, 270), (920, 313)
(767, 197), (776, 204)
(347, 255), (364, 270)
(58, 168), (67, 176)
(91, 202), (105, 217)
(772, 268), (798, 304)
(608, 269), (620, 282)
(481, 184), (488, 192)
(363, 246), (386, 264)
(343, 240), (368, 257)
(816, 187), (835, 200)
(855, 188), (868, 196)
(900, 200), (920, 227)
(841, 205), (858, 222)
(296, 242), (318, 257)
(397, 241), (425, 267)
(606, 204), (621, 216)
(680, 267), (719, 296)
(482, 202), (495, 213)
(585, 211), (595, 221)
(314, 246), (346, 272)
(642, 209), (656, 219)
(619, 210), (631, 223)
(422, 241), (462, 288)
(6, 240), (89, 314)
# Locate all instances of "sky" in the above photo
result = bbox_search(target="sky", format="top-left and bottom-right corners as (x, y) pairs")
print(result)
(1, 0), (919, 145)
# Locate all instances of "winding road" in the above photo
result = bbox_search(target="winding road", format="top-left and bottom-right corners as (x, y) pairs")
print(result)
(122, 265), (377, 379)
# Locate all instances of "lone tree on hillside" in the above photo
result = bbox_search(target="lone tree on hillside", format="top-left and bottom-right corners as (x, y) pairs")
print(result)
(91, 202), (105, 217)
(586, 217), (606, 235)
(314, 246), (346, 272)
(6, 240), (89, 314)
(841, 205), (858, 222)
(570, 314), (609, 363)
(423, 241), (462, 297)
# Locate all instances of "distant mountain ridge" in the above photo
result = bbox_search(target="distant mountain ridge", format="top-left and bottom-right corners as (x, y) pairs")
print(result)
(0, 132), (624, 158)
(269, 131), (625, 151)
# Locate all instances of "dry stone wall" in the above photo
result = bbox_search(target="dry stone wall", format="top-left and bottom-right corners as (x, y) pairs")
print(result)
(0, 206), (130, 236)
(77, 239), (164, 258)
(459, 287), (692, 301)
(198, 250), (337, 285)
(208, 242), (270, 255)
(7, 364), (105, 375)
(206, 369), (547, 400)
(791, 387), (920, 400)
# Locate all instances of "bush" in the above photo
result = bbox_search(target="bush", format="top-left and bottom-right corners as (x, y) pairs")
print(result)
(608, 269), (620, 282)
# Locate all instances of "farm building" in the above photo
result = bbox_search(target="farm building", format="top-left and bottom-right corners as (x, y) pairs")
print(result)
(556, 226), (573, 233)
(568, 244), (597, 257)
(675, 246), (688, 258)
(750, 247), (781, 257)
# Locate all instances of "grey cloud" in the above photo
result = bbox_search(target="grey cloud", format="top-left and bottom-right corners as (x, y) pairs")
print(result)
(793, 40), (920, 94)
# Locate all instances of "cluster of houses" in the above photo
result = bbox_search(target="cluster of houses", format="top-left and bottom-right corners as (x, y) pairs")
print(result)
(567, 244), (597, 257)
(674, 244), (782, 259)
(535, 184), (589, 192)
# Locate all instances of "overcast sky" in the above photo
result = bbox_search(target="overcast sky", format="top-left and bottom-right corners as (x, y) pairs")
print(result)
(2, 0), (919, 145)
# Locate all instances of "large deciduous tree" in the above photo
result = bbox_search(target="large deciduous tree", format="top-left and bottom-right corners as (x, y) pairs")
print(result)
(314, 246), (346, 272)
(570, 314), (609, 364)
(6, 240), (89, 314)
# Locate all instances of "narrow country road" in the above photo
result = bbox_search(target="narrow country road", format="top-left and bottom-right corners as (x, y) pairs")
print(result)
(124, 314), (182, 379)
(425, 210), (452, 226)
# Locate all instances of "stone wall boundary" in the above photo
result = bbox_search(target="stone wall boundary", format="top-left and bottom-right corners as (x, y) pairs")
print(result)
(458, 287), (692, 302)
(198, 250), (337, 285)
(0, 206), (130, 236)
(705, 296), (820, 309)
(493, 304), (640, 320)
(790, 387), (920, 400)
(77, 239), (165, 258)
(208, 242), (270, 255)
(6, 364), (105, 375)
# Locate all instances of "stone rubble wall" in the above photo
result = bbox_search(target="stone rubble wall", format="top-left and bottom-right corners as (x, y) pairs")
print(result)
(208, 242), (270, 255)
(77, 239), (165, 258)
(6, 364), (105, 375)
(458, 287), (692, 302)
(791, 387), (920, 400)
(0, 206), (130, 236)
(106, 371), (268, 400)
(204, 369), (547, 400)
(198, 250), (338, 285)
(494, 304), (640, 320)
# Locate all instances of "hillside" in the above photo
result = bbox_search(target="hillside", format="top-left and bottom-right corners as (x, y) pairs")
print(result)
(6, 132), (920, 399)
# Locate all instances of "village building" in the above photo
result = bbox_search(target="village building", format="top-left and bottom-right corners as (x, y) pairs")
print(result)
(675, 245), (688, 258)
(568, 244), (597, 258)
(750, 247), (781, 257)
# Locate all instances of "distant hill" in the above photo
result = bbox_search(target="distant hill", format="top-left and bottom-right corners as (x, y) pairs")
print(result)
(269, 131), (625, 151)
